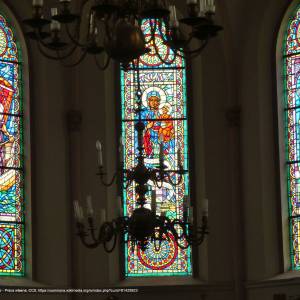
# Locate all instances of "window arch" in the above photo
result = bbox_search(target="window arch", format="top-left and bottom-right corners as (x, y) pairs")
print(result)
(0, 12), (26, 276)
(121, 19), (192, 277)
(280, 3), (300, 271)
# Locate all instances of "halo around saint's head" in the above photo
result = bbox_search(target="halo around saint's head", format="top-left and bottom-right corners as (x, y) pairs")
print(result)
(159, 103), (172, 115)
(142, 87), (167, 108)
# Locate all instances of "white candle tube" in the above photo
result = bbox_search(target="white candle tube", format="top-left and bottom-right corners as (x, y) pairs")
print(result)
(73, 200), (80, 220)
(100, 209), (106, 224)
(200, 0), (207, 15)
(86, 195), (94, 217)
(33, 0), (43, 7)
(169, 5), (179, 28)
(212, 5), (216, 13)
(173, 6), (178, 22)
(96, 140), (103, 167)
(79, 206), (84, 221)
(202, 198), (208, 217)
(51, 7), (58, 17)
(207, 0), (215, 12)
(50, 20), (61, 32)
(89, 12), (95, 35)
(168, 5), (175, 22)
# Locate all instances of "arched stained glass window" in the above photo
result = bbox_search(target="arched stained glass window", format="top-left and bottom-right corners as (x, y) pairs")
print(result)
(283, 5), (300, 271)
(121, 19), (192, 277)
(0, 14), (25, 276)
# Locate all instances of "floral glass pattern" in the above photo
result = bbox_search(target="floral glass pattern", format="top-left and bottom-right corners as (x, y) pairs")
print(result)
(121, 19), (192, 276)
(0, 14), (24, 276)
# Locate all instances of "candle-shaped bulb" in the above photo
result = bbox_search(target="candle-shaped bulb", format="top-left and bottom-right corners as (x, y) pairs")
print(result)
(89, 11), (95, 35)
(79, 205), (84, 221)
(86, 195), (94, 217)
(199, 0), (206, 15)
(100, 209), (107, 224)
(169, 5), (175, 22)
(51, 7), (58, 17)
(169, 5), (179, 27)
(33, 0), (43, 7)
(203, 198), (208, 217)
(173, 6), (178, 21)
(73, 200), (80, 221)
(74, 201), (84, 222)
(96, 140), (103, 167)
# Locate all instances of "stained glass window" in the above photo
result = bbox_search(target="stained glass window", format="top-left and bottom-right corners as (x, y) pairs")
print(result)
(0, 14), (24, 276)
(121, 19), (192, 277)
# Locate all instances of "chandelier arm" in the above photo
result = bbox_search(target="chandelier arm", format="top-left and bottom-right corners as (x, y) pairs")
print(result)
(34, 29), (55, 49)
(142, 18), (155, 44)
(76, 223), (101, 248)
(37, 42), (65, 60)
(146, 19), (178, 65)
(56, 49), (88, 68)
(48, 43), (78, 60)
(182, 39), (209, 56)
(87, 217), (99, 242)
(94, 54), (111, 71)
(65, 23), (89, 48)
(35, 29), (70, 52)
(100, 171), (118, 187)
(175, 237), (190, 250)
(171, 219), (186, 239)
(156, 20), (190, 58)
(191, 235), (206, 246)
(148, 18), (158, 43)
(152, 38), (178, 65)
(79, 235), (102, 248)
(160, 21), (184, 50)
(157, 20), (176, 46)
(104, 16), (113, 41)
(103, 231), (117, 253)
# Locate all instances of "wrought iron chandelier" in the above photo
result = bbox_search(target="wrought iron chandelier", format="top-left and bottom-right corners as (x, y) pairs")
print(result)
(23, 0), (222, 70)
(73, 61), (209, 253)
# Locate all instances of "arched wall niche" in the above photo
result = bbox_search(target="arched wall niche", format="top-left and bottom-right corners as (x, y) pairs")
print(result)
(0, 0), (32, 282)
